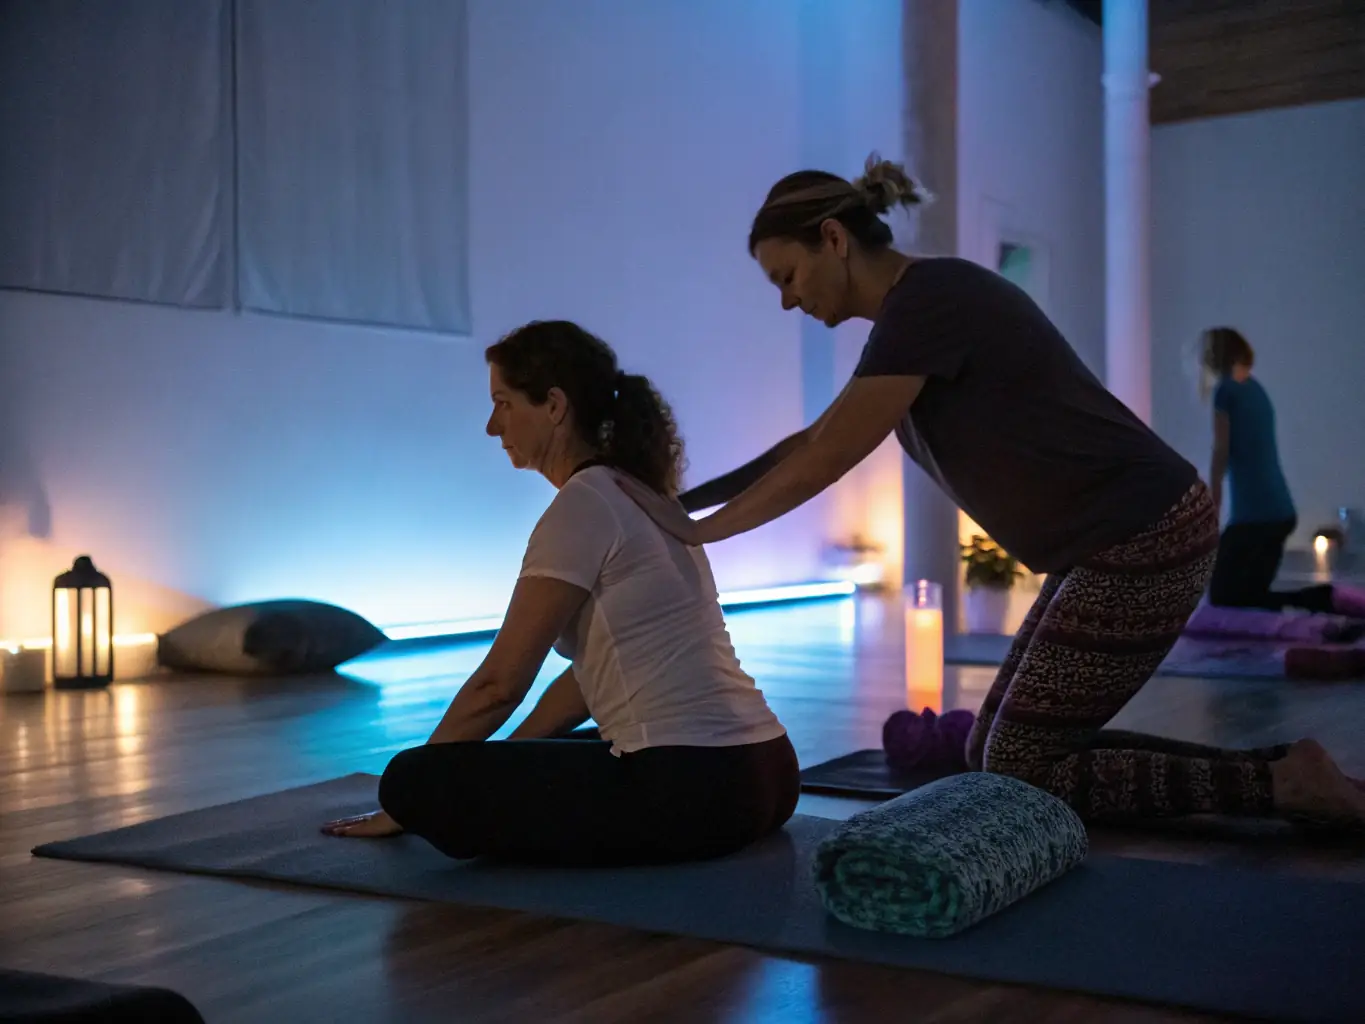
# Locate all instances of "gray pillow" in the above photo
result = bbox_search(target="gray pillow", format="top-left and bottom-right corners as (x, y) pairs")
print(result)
(156, 600), (387, 675)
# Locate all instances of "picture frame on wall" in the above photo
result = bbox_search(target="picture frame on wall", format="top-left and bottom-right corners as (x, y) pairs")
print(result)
(978, 195), (1053, 315)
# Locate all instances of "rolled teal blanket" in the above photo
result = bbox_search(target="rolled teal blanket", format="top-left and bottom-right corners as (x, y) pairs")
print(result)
(813, 772), (1088, 938)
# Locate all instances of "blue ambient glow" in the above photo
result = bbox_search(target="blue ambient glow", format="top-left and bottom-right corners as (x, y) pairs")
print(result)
(379, 580), (857, 642)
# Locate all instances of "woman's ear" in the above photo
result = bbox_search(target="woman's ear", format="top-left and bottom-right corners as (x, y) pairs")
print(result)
(545, 386), (570, 426)
(821, 217), (850, 259)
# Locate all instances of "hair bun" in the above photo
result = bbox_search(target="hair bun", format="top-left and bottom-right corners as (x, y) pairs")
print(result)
(853, 153), (932, 215)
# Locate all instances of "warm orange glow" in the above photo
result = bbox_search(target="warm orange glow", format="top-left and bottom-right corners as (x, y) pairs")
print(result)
(80, 589), (95, 670)
(1314, 534), (1330, 555)
(904, 581), (944, 712)
(53, 588), (74, 677)
(95, 587), (112, 676)
(958, 510), (985, 545)
(114, 685), (144, 758)
(830, 435), (905, 591)
(4, 632), (156, 656)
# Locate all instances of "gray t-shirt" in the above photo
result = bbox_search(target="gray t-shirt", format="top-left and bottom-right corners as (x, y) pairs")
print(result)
(854, 257), (1197, 573)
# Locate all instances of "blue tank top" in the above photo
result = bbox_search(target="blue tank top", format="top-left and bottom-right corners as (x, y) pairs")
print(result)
(1213, 376), (1296, 524)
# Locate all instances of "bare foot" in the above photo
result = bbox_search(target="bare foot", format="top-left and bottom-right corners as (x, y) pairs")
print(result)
(1271, 740), (1365, 825)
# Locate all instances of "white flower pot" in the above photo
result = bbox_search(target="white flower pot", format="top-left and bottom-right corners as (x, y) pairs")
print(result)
(964, 586), (1011, 634)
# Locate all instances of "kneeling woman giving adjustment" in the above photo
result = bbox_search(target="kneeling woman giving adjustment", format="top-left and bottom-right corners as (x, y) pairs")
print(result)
(630, 154), (1365, 828)
(322, 320), (799, 865)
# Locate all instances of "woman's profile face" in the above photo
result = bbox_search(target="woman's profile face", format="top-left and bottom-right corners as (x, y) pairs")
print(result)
(485, 363), (555, 471)
(753, 222), (853, 328)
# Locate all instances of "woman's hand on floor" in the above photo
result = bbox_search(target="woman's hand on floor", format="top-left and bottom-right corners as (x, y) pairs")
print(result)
(321, 809), (403, 839)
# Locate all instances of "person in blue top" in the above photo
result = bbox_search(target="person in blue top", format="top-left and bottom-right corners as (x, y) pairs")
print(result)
(1204, 327), (1333, 613)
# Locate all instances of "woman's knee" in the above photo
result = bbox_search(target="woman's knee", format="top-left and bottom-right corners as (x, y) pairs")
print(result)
(377, 745), (429, 829)
(379, 745), (485, 859)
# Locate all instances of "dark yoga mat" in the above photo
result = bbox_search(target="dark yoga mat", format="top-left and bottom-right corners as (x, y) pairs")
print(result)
(0, 967), (205, 1023)
(31, 774), (1365, 1022)
(798, 749), (962, 799)
(801, 749), (1365, 844)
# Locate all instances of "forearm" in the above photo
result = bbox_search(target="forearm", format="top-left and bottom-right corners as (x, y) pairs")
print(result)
(1209, 454), (1227, 507)
(678, 429), (811, 513)
(508, 668), (590, 739)
(679, 377), (911, 545)
(699, 442), (844, 544)
(426, 670), (523, 745)
(1208, 410), (1231, 513)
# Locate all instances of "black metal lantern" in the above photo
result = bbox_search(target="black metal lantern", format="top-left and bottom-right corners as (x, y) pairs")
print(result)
(52, 555), (114, 689)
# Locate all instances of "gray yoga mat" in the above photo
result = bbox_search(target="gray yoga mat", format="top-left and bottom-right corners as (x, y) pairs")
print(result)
(32, 773), (1365, 1023)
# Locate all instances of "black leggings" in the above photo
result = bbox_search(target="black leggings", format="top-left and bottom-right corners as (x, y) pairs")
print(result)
(1209, 517), (1334, 613)
(378, 731), (801, 866)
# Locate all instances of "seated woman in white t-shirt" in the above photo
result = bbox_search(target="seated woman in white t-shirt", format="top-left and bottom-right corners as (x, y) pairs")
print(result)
(322, 319), (799, 865)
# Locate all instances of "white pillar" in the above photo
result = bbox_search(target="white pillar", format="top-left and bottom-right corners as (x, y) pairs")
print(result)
(1103, 0), (1152, 424)
(901, 0), (961, 634)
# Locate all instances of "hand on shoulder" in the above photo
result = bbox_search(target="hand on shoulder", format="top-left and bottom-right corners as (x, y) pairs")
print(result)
(612, 470), (704, 546)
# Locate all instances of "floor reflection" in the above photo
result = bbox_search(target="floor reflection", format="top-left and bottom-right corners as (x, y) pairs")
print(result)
(9, 590), (1365, 1024)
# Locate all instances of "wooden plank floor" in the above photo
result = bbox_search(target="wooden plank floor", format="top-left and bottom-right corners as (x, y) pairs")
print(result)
(4, 593), (1364, 1023)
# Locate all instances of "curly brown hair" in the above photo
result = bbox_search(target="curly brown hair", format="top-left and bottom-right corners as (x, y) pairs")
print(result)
(485, 321), (686, 496)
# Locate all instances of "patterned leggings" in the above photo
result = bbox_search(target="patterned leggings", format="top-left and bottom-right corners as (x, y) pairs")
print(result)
(964, 481), (1287, 821)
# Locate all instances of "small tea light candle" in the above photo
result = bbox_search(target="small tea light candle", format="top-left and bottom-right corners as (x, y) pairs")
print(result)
(904, 579), (944, 711)
(2, 646), (48, 693)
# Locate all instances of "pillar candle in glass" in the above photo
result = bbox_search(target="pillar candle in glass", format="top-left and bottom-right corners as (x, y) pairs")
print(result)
(904, 579), (944, 710)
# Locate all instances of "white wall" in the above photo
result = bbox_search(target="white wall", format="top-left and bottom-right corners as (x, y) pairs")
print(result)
(957, 0), (1105, 372)
(806, 0), (909, 589)
(0, 0), (905, 642)
(954, 0), (1106, 631)
(1151, 98), (1365, 547)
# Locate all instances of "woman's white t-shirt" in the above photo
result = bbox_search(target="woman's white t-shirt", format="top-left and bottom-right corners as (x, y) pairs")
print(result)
(517, 466), (788, 756)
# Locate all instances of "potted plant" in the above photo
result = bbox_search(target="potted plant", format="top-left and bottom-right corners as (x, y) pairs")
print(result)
(960, 534), (1024, 634)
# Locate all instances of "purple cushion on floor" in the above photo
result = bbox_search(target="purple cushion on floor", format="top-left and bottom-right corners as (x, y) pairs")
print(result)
(883, 708), (976, 772)
(1184, 603), (1363, 643)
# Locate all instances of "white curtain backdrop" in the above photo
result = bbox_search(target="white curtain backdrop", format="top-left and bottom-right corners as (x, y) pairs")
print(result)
(234, 0), (471, 334)
(0, 0), (229, 308)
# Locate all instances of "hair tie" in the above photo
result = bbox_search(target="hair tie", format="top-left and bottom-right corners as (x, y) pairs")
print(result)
(760, 180), (859, 211)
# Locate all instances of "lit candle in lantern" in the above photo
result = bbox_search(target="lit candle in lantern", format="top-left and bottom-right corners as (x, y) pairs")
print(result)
(904, 579), (944, 711)
(53, 587), (74, 679)
(52, 555), (114, 689)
